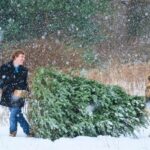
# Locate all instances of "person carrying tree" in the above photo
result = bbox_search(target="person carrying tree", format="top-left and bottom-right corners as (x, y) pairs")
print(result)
(0, 50), (34, 137)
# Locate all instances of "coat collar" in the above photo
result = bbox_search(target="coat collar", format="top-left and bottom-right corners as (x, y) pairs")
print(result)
(7, 60), (25, 71)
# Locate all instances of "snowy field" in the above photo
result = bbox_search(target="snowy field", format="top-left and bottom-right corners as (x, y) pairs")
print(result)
(1, 125), (150, 150)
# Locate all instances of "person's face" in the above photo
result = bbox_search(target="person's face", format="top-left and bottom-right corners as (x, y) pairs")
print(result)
(14, 54), (25, 65)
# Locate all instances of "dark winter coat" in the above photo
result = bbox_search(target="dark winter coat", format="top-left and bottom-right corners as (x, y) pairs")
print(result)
(0, 61), (29, 108)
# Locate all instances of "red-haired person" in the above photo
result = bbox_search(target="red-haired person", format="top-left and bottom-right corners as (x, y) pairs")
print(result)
(0, 50), (33, 137)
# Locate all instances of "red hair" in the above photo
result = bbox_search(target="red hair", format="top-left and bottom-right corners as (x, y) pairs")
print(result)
(11, 50), (25, 60)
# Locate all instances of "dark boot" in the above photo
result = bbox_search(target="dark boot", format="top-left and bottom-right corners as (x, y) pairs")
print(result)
(9, 131), (17, 137)
(27, 130), (34, 137)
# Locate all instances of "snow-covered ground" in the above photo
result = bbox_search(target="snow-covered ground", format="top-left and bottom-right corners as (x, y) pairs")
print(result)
(1, 125), (150, 150)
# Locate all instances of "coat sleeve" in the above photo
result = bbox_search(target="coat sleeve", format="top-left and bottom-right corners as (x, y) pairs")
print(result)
(24, 70), (29, 91)
(0, 65), (5, 88)
(16, 69), (29, 91)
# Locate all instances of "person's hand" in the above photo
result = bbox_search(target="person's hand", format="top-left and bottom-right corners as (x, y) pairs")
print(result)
(28, 91), (33, 99)
(13, 90), (29, 98)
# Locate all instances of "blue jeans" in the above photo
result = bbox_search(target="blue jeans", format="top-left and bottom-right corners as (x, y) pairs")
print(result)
(9, 107), (30, 135)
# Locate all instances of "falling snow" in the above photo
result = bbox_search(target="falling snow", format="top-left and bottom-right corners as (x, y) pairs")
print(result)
(0, 1), (150, 149)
